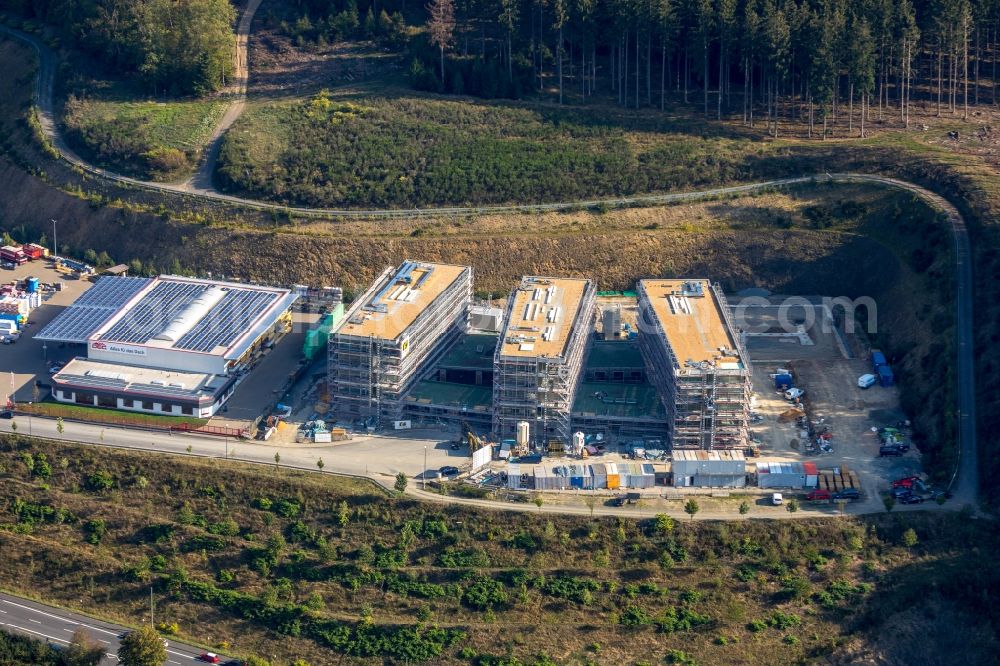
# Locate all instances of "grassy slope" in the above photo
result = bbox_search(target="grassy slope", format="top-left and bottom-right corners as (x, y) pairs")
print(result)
(1, 435), (998, 666)
(62, 95), (227, 181)
(216, 93), (773, 207)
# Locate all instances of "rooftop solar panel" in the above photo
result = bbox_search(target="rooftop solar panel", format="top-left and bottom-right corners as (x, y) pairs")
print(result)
(101, 281), (206, 343)
(35, 277), (153, 343)
(175, 289), (279, 352)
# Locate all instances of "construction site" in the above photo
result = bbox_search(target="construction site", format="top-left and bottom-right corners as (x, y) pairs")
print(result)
(326, 261), (473, 428)
(492, 276), (596, 450)
(637, 279), (752, 451)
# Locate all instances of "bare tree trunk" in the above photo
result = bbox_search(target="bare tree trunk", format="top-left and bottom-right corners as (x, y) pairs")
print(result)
(647, 35), (652, 105)
(718, 36), (724, 119)
(861, 91), (866, 137)
(557, 24), (563, 103)
(964, 18), (970, 120)
(938, 42), (943, 116)
(849, 82), (854, 134)
(661, 40), (667, 110)
(636, 29), (640, 108)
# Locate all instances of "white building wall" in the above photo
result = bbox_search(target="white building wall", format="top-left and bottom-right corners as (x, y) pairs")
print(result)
(88, 344), (227, 375)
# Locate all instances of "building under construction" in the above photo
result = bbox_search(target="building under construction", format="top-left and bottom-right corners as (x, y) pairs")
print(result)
(636, 279), (751, 450)
(493, 276), (596, 449)
(327, 261), (472, 426)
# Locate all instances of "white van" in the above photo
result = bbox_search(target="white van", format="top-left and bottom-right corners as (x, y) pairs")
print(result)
(857, 373), (877, 389)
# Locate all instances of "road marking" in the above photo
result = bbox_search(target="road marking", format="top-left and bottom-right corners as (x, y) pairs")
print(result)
(4, 623), (70, 645)
(0, 598), (119, 637)
(28, 618), (42, 624)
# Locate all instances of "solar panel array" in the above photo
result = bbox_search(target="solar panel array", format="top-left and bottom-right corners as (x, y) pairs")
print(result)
(101, 281), (207, 344)
(56, 371), (204, 399)
(36, 277), (152, 343)
(175, 289), (279, 352)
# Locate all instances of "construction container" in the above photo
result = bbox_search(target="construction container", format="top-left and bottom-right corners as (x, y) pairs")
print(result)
(507, 463), (523, 489)
(606, 462), (621, 490)
(591, 463), (608, 488)
(756, 461), (816, 488)
(803, 462), (819, 487)
(877, 365), (895, 387)
(871, 350), (887, 372)
(672, 449), (747, 487)
(774, 373), (793, 390)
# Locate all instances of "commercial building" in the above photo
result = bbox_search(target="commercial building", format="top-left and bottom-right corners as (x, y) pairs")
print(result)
(671, 449), (747, 488)
(328, 261), (472, 425)
(637, 279), (751, 450)
(493, 276), (596, 448)
(37, 275), (296, 417)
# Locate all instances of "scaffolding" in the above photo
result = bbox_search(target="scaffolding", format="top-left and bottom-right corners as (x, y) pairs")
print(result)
(493, 277), (596, 448)
(637, 280), (751, 450)
(328, 262), (472, 424)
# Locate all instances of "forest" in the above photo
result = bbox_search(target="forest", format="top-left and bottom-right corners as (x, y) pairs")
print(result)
(284, 0), (1000, 134)
(0, 0), (235, 95)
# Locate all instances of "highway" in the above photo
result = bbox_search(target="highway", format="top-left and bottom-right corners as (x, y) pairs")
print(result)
(0, 592), (209, 664)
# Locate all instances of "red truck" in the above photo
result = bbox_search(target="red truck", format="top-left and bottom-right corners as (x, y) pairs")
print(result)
(0, 246), (26, 265)
(22, 244), (45, 260)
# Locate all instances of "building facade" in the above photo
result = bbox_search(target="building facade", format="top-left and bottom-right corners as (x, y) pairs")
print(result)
(637, 279), (751, 450)
(493, 276), (596, 448)
(328, 261), (473, 426)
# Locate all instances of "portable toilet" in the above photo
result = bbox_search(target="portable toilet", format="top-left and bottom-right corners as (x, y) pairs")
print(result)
(26, 277), (39, 294)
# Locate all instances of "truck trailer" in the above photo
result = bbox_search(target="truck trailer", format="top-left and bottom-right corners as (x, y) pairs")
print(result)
(0, 246), (26, 265)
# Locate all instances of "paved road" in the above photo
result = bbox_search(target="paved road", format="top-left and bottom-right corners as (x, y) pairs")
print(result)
(0, 592), (208, 664)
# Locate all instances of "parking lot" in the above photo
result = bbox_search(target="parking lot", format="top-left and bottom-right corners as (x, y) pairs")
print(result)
(0, 260), (92, 403)
(741, 298), (922, 505)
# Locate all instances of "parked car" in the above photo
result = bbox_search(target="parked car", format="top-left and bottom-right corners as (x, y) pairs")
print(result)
(449, 440), (463, 450)
(439, 466), (460, 477)
(806, 488), (831, 501)
(771, 492), (783, 505)
(0, 411), (12, 420)
(199, 654), (221, 664)
(899, 494), (925, 504)
(879, 446), (905, 457)
(833, 488), (861, 501)
(48, 363), (64, 374)
(784, 388), (805, 401)
(857, 373), (877, 389)
(607, 495), (627, 507)
(891, 487), (913, 499)
(1, 261), (14, 270)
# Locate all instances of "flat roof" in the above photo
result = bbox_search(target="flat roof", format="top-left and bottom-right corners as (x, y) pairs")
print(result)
(499, 276), (590, 358)
(36, 276), (153, 344)
(89, 276), (295, 359)
(404, 380), (493, 412)
(640, 279), (740, 366)
(673, 449), (745, 462)
(572, 382), (666, 420)
(52, 358), (230, 402)
(336, 262), (468, 341)
(438, 333), (498, 370)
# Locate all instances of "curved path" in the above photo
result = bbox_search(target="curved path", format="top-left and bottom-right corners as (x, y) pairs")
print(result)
(0, 23), (980, 506)
(183, 0), (263, 193)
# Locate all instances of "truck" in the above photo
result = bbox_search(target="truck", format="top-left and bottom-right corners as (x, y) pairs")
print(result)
(22, 244), (45, 260)
(0, 246), (26, 265)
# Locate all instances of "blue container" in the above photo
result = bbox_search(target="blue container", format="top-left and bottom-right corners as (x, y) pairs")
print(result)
(570, 476), (584, 489)
(26, 277), (39, 293)
(877, 365), (895, 387)
(871, 351), (887, 371)
(774, 373), (793, 390)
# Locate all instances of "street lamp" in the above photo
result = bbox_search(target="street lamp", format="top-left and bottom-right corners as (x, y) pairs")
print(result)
(50, 219), (57, 259)
(423, 446), (427, 491)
